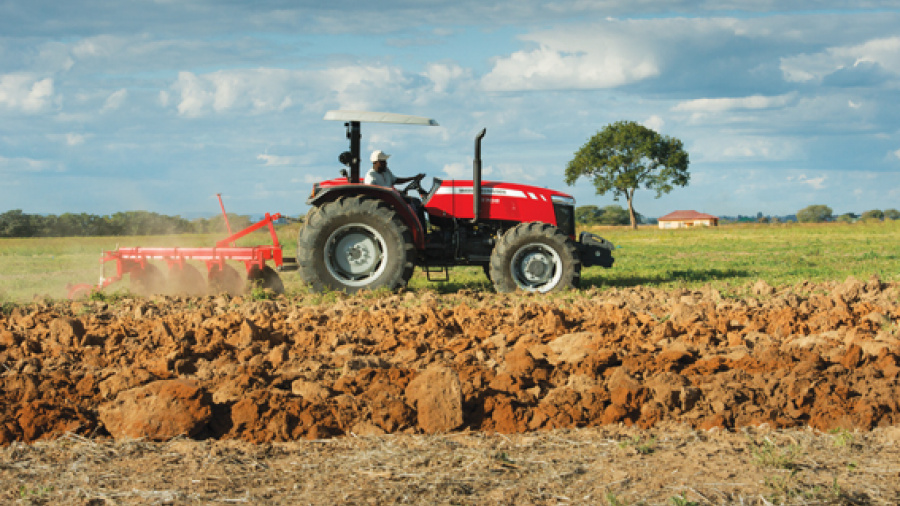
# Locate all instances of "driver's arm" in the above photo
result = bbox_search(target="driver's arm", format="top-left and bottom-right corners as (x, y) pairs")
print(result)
(395, 173), (425, 185)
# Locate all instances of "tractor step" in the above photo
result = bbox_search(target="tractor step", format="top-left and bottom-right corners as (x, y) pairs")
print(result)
(423, 264), (449, 282)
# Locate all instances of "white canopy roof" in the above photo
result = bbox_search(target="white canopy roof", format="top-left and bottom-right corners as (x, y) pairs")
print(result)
(324, 110), (438, 126)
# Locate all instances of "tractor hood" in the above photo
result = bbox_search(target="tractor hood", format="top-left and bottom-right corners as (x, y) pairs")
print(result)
(424, 178), (575, 226)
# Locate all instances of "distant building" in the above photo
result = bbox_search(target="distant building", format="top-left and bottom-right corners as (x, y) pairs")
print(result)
(657, 210), (719, 229)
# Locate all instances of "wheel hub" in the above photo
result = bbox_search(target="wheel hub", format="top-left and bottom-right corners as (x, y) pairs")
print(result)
(325, 224), (387, 284)
(510, 242), (563, 292)
(522, 253), (551, 283)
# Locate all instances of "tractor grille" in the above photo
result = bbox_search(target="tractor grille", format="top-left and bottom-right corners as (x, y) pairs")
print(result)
(554, 204), (576, 237)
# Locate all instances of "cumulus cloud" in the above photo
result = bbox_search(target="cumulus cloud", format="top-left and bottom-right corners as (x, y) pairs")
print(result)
(101, 88), (128, 112)
(0, 74), (55, 113)
(442, 162), (469, 179)
(482, 43), (658, 91)
(170, 66), (411, 117)
(0, 155), (60, 173)
(257, 153), (300, 167)
(66, 133), (86, 146)
(788, 173), (827, 190)
(673, 93), (796, 113)
(781, 36), (900, 83)
(424, 63), (470, 93)
(643, 115), (665, 132)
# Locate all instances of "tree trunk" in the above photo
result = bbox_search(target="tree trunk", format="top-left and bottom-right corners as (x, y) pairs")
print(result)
(627, 193), (638, 230)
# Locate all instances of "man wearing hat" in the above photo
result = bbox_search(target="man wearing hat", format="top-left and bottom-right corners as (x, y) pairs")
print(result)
(365, 150), (424, 188)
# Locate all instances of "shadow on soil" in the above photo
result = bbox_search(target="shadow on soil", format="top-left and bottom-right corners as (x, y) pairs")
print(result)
(423, 267), (752, 294)
(581, 268), (753, 289)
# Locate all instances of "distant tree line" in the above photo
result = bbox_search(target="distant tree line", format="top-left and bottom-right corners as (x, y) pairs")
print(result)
(0, 209), (253, 238)
(575, 205), (642, 226)
(796, 205), (900, 223)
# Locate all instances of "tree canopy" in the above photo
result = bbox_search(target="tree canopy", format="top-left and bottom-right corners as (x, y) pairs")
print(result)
(0, 209), (254, 238)
(574, 205), (633, 226)
(860, 209), (885, 221)
(565, 121), (689, 229)
(796, 205), (833, 223)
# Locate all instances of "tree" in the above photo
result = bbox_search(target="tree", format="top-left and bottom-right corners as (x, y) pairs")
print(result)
(884, 209), (900, 221)
(796, 205), (833, 223)
(860, 209), (884, 221)
(597, 205), (632, 225)
(574, 205), (603, 225)
(565, 121), (689, 229)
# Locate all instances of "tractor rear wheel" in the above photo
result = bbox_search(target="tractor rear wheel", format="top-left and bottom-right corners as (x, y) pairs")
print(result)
(489, 222), (580, 293)
(297, 195), (416, 293)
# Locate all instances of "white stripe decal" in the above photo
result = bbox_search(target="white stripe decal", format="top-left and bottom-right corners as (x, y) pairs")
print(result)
(434, 187), (529, 199)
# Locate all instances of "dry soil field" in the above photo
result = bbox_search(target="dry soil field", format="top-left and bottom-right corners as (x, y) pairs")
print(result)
(2, 277), (900, 504)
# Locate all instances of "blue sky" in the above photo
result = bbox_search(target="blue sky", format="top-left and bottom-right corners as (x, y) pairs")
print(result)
(2, 1), (899, 218)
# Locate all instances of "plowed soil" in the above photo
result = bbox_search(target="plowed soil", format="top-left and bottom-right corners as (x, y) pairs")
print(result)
(2, 277), (900, 504)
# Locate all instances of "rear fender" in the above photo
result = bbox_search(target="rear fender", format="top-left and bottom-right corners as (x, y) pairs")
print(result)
(308, 185), (425, 249)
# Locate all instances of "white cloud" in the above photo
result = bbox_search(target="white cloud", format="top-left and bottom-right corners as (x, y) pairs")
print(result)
(691, 135), (803, 163)
(787, 173), (827, 190)
(170, 66), (410, 117)
(643, 115), (665, 132)
(442, 162), (469, 179)
(66, 133), (86, 146)
(781, 36), (900, 83)
(892, 148), (900, 161)
(482, 44), (658, 91)
(101, 88), (128, 112)
(0, 74), (55, 113)
(257, 153), (298, 166)
(0, 155), (60, 173)
(424, 63), (469, 93)
(673, 93), (796, 113)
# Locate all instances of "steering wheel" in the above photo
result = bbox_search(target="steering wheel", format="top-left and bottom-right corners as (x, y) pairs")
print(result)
(402, 174), (427, 198)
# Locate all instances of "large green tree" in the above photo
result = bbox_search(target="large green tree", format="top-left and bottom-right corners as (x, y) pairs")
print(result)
(796, 205), (833, 223)
(565, 121), (690, 229)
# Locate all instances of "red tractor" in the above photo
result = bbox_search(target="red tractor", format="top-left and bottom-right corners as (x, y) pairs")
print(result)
(297, 111), (614, 293)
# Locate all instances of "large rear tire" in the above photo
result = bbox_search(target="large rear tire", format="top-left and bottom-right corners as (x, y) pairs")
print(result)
(297, 196), (416, 293)
(489, 222), (580, 293)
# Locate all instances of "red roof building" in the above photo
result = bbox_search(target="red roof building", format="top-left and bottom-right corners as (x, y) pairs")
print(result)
(657, 210), (719, 229)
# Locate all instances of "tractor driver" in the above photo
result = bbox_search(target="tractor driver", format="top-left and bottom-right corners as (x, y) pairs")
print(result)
(365, 150), (424, 188)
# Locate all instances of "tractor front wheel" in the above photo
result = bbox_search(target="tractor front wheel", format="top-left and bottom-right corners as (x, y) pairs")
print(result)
(489, 222), (580, 293)
(297, 196), (416, 293)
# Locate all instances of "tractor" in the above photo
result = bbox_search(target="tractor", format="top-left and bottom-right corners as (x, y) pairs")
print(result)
(297, 111), (614, 294)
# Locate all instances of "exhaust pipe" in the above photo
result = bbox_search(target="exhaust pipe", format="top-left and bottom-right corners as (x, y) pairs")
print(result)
(472, 128), (486, 223)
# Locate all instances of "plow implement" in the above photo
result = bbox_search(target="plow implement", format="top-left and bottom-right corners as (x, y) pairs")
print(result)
(67, 196), (294, 299)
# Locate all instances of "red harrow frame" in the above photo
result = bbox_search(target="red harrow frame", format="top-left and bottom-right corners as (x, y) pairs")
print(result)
(67, 196), (290, 299)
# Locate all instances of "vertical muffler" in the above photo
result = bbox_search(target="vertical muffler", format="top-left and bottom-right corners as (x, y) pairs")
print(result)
(472, 128), (486, 223)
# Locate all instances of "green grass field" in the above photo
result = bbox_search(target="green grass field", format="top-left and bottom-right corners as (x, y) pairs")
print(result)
(1, 220), (898, 302)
